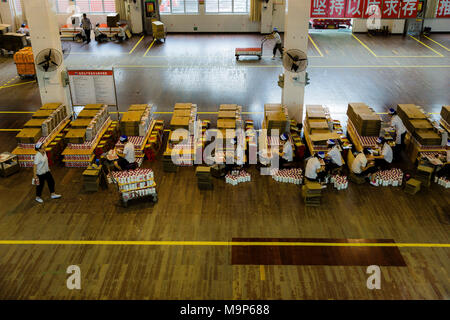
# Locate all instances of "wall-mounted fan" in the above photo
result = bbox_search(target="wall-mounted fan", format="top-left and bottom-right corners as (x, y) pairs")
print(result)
(35, 48), (63, 72)
(283, 49), (308, 73)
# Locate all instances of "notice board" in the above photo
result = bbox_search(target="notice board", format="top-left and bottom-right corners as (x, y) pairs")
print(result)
(68, 70), (117, 106)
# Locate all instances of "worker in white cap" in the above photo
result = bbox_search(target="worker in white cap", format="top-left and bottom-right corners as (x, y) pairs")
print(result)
(325, 139), (343, 174)
(305, 152), (326, 182)
(375, 137), (393, 169)
(352, 149), (376, 178)
(33, 142), (61, 203)
(278, 132), (293, 167)
(388, 108), (407, 158)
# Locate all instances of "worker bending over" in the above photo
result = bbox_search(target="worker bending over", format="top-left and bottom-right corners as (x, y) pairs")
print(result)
(94, 23), (107, 42)
(352, 149), (377, 178)
(374, 137), (393, 170)
(305, 152), (326, 183)
(278, 133), (294, 167)
(325, 139), (343, 174)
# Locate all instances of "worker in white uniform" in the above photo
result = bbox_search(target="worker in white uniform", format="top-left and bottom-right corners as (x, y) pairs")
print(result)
(305, 152), (326, 182)
(373, 137), (393, 170)
(352, 149), (376, 177)
(94, 23), (107, 42)
(271, 27), (283, 59)
(388, 108), (407, 159)
(33, 142), (61, 203)
(18, 23), (30, 36)
(114, 135), (135, 170)
(279, 133), (293, 167)
(325, 139), (343, 174)
(233, 137), (245, 166)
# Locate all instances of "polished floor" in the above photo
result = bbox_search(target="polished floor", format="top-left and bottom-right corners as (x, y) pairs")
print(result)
(0, 31), (449, 299)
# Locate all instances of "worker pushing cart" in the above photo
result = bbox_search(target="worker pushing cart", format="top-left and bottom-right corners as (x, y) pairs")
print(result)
(235, 28), (283, 61)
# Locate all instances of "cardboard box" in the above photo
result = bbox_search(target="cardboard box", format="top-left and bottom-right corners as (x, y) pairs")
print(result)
(32, 109), (54, 119)
(16, 128), (41, 144)
(220, 104), (238, 111)
(440, 106), (450, 123)
(218, 110), (236, 119)
(77, 109), (98, 119)
(306, 105), (326, 119)
(170, 116), (190, 128)
(173, 109), (191, 117)
(107, 13), (120, 28)
(83, 104), (103, 110)
(397, 104), (427, 120)
(24, 118), (46, 128)
(174, 103), (192, 110)
(65, 128), (86, 144)
(71, 118), (92, 128)
(217, 119), (236, 129)
(129, 104), (149, 111)
(40, 103), (62, 110)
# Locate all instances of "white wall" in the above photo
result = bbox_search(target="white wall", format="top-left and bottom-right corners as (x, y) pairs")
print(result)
(424, 18), (450, 32)
(352, 19), (406, 34)
(160, 4), (260, 32)
(56, 13), (108, 27)
(0, 1), (15, 31)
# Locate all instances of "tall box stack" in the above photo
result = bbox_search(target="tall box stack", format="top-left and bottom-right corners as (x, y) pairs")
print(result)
(263, 104), (289, 135)
(305, 105), (331, 135)
(13, 47), (35, 76)
(107, 13), (120, 27)
(196, 166), (213, 190)
(86, 105), (110, 141)
(397, 104), (442, 145)
(346, 103), (381, 136)
(217, 104), (243, 140)
(120, 104), (153, 137)
(170, 103), (197, 135)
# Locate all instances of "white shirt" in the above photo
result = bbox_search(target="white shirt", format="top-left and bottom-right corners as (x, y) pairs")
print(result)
(235, 144), (245, 165)
(381, 143), (393, 163)
(391, 115), (407, 144)
(273, 32), (282, 44)
(305, 157), (321, 179)
(352, 153), (367, 174)
(123, 142), (135, 163)
(18, 27), (30, 36)
(328, 146), (343, 166)
(94, 27), (102, 37)
(34, 151), (49, 175)
(282, 141), (293, 162)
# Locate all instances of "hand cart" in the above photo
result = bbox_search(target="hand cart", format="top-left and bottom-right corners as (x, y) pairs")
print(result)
(235, 37), (268, 60)
(112, 174), (158, 207)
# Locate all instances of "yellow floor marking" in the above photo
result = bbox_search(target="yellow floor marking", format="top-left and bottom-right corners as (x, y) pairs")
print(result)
(409, 36), (444, 57)
(260, 265), (266, 281)
(0, 80), (36, 89)
(0, 111), (34, 114)
(352, 34), (377, 57)
(424, 35), (450, 51)
(129, 35), (145, 54)
(143, 39), (156, 57)
(0, 129), (22, 131)
(308, 35), (324, 57)
(0, 240), (448, 248)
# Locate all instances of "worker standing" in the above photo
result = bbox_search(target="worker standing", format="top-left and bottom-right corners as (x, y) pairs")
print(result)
(81, 13), (92, 44)
(271, 27), (283, 60)
(33, 143), (61, 203)
(388, 108), (407, 159)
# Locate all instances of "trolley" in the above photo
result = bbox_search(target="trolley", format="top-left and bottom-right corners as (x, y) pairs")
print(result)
(235, 37), (268, 60)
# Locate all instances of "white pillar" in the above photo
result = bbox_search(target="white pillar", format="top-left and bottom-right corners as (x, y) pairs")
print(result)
(24, 0), (71, 111)
(282, 0), (311, 123)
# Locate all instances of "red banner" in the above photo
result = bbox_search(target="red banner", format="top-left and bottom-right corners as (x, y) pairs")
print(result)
(311, 0), (329, 18)
(363, 0), (383, 18)
(382, 0), (401, 18)
(399, 0), (418, 18)
(328, 0), (347, 17)
(436, 0), (450, 18)
(345, 0), (365, 18)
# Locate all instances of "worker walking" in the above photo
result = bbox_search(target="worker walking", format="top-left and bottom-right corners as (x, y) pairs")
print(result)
(33, 143), (61, 203)
(81, 13), (92, 44)
(388, 108), (407, 159)
(271, 27), (283, 60)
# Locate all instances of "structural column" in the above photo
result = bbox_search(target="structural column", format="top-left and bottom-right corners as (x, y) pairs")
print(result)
(23, 0), (71, 110)
(282, 0), (311, 123)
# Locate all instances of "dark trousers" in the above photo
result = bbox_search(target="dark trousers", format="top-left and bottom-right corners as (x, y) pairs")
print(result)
(273, 43), (283, 56)
(96, 34), (107, 42)
(36, 172), (55, 197)
(84, 29), (91, 43)
(306, 171), (326, 183)
(356, 165), (378, 177)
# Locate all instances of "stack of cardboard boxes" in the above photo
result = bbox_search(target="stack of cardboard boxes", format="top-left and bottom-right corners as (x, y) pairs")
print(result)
(441, 106), (450, 126)
(65, 104), (109, 144)
(217, 104), (243, 140)
(196, 166), (213, 190)
(120, 104), (153, 137)
(82, 164), (103, 192)
(263, 104), (289, 135)
(13, 47), (35, 76)
(169, 103), (198, 134)
(397, 104), (441, 145)
(152, 21), (165, 39)
(346, 103), (381, 136)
